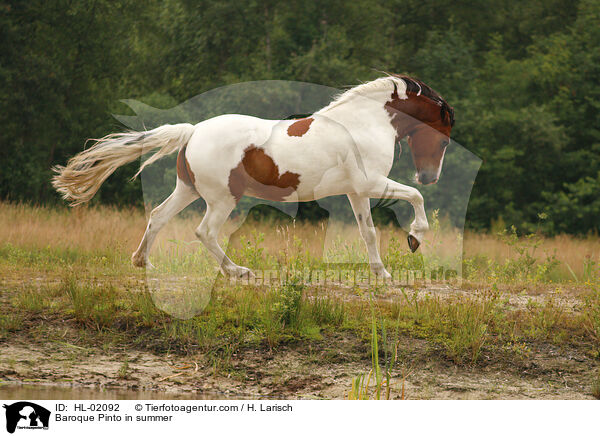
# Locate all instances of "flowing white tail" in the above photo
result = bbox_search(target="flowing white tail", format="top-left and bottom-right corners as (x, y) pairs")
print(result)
(52, 123), (196, 206)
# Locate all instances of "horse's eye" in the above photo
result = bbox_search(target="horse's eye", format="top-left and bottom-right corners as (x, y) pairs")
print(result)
(441, 139), (450, 148)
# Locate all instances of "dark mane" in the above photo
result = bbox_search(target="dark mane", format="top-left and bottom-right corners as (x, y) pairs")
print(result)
(397, 75), (455, 127)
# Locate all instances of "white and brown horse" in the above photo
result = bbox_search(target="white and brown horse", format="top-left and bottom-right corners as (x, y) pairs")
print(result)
(53, 75), (454, 279)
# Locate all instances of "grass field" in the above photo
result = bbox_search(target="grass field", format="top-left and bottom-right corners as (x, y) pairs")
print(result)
(0, 202), (599, 399)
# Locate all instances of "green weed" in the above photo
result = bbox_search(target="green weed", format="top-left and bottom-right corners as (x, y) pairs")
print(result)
(349, 299), (399, 400)
(582, 286), (600, 355)
(13, 287), (49, 313)
(306, 295), (345, 327)
(0, 313), (23, 338)
(395, 289), (499, 364)
(62, 274), (118, 330)
(524, 295), (565, 341)
(273, 279), (304, 328)
(236, 230), (274, 269)
(592, 372), (600, 400)
(583, 256), (599, 283)
(117, 359), (129, 379)
(132, 291), (164, 328)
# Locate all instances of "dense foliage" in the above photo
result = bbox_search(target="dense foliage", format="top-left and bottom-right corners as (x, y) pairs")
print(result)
(1, 0), (598, 234)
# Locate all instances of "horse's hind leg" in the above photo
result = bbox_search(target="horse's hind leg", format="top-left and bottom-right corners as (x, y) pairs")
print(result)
(195, 199), (254, 279)
(347, 193), (391, 279)
(132, 182), (199, 268)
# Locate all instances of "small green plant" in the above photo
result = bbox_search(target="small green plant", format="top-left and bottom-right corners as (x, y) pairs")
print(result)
(524, 295), (564, 341)
(583, 256), (599, 283)
(486, 226), (561, 283)
(396, 288), (498, 364)
(348, 299), (398, 400)
(62, 274), (117, 330)
(0, 313), (23, 339)
(237, 230), (271, 269)
(442, 302), (490, 364)
(13, 287), (48, 313)
(273, 279), (304, 328)
(307, 296), (345, 327)
(258, 278), (310, 348)
(592, 372), (600, 400)
(582, 287), (600, 355)
(285, 234), (315, 272)
(117, 359), (129, 379)
(133, 291), (163, 327)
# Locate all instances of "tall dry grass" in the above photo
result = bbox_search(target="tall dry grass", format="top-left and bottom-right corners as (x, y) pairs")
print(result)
(1, 201), (598, 281)
(463, 231), (600, 279)
(0, 202), (145, 254)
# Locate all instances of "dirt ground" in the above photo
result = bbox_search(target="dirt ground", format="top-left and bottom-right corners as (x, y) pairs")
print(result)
(1, 285), (597, 400)
(0, 339), (594, 400)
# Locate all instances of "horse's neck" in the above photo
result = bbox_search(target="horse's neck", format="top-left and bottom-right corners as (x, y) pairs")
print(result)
(317, 93), (397, 143)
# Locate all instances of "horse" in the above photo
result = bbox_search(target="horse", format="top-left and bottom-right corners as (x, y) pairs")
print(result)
(52, 74), (454, 280)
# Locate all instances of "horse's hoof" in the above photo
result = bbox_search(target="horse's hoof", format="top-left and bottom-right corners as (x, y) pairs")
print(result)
(372, 264), (392, 280)
(378, 270), (392, 281)
(131, 253), (146, 268)
(407, 234), (420, 253)
(225, 266), (255, 280)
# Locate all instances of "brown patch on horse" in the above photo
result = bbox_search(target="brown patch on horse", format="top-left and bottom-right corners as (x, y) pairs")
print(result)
(287, 117), (314, 137)
(384, 78), (453, 139)
(176, 145), (196, 187)
(228, 145), (300, 202)
(385, 77), (454, 184)
(394, 75), (455, 126)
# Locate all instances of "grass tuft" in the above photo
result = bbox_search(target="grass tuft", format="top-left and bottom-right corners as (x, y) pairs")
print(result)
(62, 274), (118, 330)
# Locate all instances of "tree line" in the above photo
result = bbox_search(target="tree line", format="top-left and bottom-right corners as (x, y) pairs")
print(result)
(1, 0), (598, 234)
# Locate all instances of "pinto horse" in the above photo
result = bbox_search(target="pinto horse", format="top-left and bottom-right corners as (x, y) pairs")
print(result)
(53, 75), (454, 279)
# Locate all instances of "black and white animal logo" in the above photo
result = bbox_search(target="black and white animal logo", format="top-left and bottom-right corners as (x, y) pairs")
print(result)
(3, 402), (50, 434)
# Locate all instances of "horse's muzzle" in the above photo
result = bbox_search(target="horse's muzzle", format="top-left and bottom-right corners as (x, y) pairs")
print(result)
(417, 171), (438, 185)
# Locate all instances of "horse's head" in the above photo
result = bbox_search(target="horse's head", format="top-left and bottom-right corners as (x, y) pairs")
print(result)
(385, 75), (454, 185)
(406, 102), (453, 185)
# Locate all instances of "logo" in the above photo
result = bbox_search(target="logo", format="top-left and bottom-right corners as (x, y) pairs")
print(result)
(2, 402), (50, 434)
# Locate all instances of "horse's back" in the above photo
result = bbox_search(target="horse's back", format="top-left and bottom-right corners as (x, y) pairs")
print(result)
(191, 114), (278, 149)
(184, 113), (369, 201)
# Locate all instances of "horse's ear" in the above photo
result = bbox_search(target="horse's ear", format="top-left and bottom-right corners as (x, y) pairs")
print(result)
(440, 103), (454, 126)
(445, 104), (455, 126)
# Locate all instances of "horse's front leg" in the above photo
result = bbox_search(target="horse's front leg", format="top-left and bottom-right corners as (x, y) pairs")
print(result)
(347, 193), (391, 279)
(360, 176), (429, 252)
